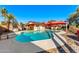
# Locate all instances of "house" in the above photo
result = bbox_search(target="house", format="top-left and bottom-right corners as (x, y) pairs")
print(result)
(25, 21), (66, 31)
(34, 22), (46, 31)
(45, 21), (66, 30)
(25, 21), (46, 31)
(26, 21), (35, 30)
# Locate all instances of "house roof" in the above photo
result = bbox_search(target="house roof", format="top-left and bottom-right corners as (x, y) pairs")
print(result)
(46, 21), (66, 25)
(25, 21), (66, 26)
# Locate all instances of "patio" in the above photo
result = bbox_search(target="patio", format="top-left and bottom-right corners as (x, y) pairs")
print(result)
(0, 30), (77, 53)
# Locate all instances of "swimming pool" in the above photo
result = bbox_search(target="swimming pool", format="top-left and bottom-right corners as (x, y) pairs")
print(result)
(16, 31), (52, 43)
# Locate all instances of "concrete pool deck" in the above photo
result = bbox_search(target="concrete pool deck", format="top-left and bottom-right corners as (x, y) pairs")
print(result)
(0, 32), (65, 53)
(0, 38), (58, 53)
(0, 31), (76, 53)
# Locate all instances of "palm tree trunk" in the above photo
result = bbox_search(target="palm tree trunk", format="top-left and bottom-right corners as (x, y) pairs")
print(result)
(7, 21), (10, 32)
(0, 32), (2, 40)
(0, 35), (1, 40)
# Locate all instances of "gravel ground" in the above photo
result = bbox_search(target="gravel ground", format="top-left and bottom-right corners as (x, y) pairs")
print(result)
(61, 33), (79, 53)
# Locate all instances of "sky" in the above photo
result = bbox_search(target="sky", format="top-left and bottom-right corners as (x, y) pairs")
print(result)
(0, 5), (78, 23)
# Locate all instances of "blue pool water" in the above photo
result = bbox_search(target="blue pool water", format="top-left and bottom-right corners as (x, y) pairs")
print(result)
(16, 31), (51, 43)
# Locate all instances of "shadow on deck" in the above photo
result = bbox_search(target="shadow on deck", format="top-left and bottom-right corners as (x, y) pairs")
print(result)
(67, 35), (79, 41)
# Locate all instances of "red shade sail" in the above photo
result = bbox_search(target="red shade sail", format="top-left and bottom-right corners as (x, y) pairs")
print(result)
(46, 21), (66, 26)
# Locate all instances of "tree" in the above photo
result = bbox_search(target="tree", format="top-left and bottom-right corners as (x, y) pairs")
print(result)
(0, 8), (17, 32)
(12, 19), (18, 28)
(20, 22), (25, 30)
(1, 8), (8, 16)
(68, 7), (79, 30)
(1, 21), (6, 25)
(6, 14), (15, 31)
(68, 7), (79, 25)
(68, 13), (77, 25)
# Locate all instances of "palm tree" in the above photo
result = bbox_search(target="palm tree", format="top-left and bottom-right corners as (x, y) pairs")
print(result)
(1, 8), (7, 16)
(68, 13), (77, 25)
(20, 22), (23, 30)
(12, 19), (18, 29)
(20, 22), (25, 30)
(69, 7), (79, 22)
(0, 8), (8, 39)
(68, 7), (79, 25)
(0, 8), (17, 32)
(6, 14), (15, 31)
(76, 7), (79, 13)
(68, 7), (79, 32)
(1, 21), (6, 25)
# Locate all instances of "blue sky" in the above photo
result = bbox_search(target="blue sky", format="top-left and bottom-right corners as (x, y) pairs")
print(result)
(0, 5), (78, 23)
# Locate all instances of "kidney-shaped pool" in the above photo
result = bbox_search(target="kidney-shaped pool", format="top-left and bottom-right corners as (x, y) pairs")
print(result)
(16, 31), (53, 43)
